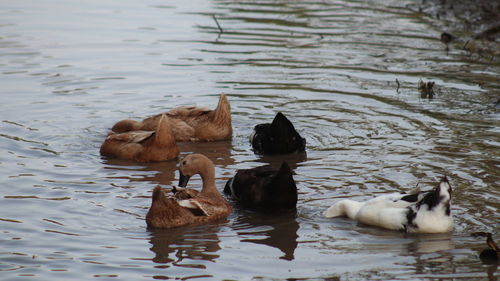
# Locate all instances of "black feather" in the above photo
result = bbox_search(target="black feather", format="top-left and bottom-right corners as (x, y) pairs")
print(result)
(250, 112), (306, 155)
(224, 162), (297, 212)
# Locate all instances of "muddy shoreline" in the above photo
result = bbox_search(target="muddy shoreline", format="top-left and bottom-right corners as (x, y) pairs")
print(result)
(411, 0), (500, 38)
(408, 0), (500, 56)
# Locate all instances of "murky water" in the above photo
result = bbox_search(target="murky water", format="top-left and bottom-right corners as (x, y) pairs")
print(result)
(1, 0), (499, 280)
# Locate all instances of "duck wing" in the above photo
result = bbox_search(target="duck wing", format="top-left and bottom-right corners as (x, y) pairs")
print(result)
(360, 193), (415, 208)
(224, 165), (275, 199)
(105, 131), (155, 143)
(177, 199), (209, 216)
(225, 163), (297, 211)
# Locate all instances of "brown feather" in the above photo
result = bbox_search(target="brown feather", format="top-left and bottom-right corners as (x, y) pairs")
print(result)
(110, 94), (232, 142)
(146, 154), (232, 228)
(100, 114), (179, 162)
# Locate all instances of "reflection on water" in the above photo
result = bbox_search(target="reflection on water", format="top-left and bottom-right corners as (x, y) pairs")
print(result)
(177, 141), (235, 167)
(101, 141), (235, 186)
(234, 211), (299, 260)
(252, 152), (307, 170)
(486, 265), (498, 281)
(102, 158), (178, 186)
(149, 225), (222, 267)
(0, 0), (499, 280)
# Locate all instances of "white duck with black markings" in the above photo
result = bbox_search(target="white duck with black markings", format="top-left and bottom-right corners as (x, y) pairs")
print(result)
(323, 176), (453, 233)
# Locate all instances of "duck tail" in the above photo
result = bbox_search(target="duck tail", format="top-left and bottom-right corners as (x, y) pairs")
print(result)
(271, 112), (295, 133)
(212, 93), (232, 126)
(439, 176), (452, 196)
(270, 112), (306, 152)
(151, 185), (167, 202)
(433, 176), (452, 208)
(269, 162), (298, 209)
(323, 200), (362, 219)
(146, 186), (184, 228)
(154, 114), (178, 148)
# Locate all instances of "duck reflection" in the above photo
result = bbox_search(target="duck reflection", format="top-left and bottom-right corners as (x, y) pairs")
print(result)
(102, 158), (178, 185)
(233, 210), (299, 260)
(402, 233), (460, 277)
(252, 152), (307, 171)
(177, 140), (235, 167)
(471, 232), (498, 280)
(148, 224), (222, 266)
(101, 140), (235, 185)
(486, 264), (498, 281)
(405, 233), (454, 254)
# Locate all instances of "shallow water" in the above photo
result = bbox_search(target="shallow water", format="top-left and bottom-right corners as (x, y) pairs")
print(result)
(1, 0), (499, 280)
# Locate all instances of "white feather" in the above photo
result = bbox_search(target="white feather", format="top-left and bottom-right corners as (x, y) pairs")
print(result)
(323, 178), (453, 233)
(178, 199), (209, 216)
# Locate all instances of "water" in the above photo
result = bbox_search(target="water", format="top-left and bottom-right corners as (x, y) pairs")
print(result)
(1, 0), (499, 280)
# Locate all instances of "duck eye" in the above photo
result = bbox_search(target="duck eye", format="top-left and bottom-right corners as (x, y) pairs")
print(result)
(182, 160), (187, 166)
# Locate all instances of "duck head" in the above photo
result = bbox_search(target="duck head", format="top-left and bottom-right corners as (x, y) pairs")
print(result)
(177, 154), (215, 188)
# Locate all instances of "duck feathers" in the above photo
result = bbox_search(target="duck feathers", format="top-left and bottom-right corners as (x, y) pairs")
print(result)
(250, 112), (305, 155)
(224, 162), (297, 211)
(323, 176), (453, 233)
(100, 114), (179, 162)
(146, 186), (206, 228)
(105, 130), (154, 143)
(146, 154), (232, 228)
(112, 94), (232, 142)
(471, 232), (499, 263)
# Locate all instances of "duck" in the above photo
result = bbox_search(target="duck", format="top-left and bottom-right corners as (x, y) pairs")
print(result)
(224, 162), (297, 211)
(471, 232), (499, 263)
(250, 112), (306, 155)
(111, 94), (232, 142)
(146, 153), (232, 228)
(323, 176), (453, 233)
(100, 114), (179, 162)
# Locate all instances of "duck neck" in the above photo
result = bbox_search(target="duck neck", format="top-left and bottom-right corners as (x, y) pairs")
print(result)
(199, 164), (218, 195)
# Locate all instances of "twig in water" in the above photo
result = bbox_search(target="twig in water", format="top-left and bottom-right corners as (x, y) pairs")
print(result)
(396, 78), (400, 93)
(212, 15), (223, 34)
(463, 40), (472, 57)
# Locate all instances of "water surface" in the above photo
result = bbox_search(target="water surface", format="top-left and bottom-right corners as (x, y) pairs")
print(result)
(1, 0), (499, 280)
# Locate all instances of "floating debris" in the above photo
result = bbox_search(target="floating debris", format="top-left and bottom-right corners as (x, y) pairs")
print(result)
(212, 15), (223, 34)
(440, 32), (455, 54)
(418, 79), (435, 99)
(440, 32), (455, 44)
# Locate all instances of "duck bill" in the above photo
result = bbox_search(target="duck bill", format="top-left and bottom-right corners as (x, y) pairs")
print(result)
(178, 171), (191, 187)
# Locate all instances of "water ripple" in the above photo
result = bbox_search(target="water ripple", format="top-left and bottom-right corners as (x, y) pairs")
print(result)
(0, 0), (498, 280)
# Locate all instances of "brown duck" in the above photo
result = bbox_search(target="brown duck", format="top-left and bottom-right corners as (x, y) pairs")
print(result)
(100, 114), (179, 162)
(472, 232), (499, 263)
(146, 154), (232, 228)
(111, 94), (232, 142)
